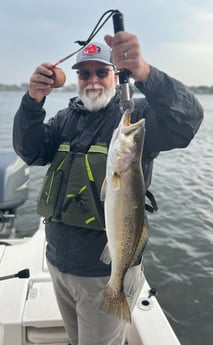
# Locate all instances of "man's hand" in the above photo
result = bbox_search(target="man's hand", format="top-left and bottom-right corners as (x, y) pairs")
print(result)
(105, 32), (150, 82)
(29, 63), (54, 102)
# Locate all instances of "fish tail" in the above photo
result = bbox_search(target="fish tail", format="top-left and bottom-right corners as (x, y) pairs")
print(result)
(99, 284), (131, 322)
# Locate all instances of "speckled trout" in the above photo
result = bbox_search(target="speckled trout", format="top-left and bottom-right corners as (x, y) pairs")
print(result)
(99, 110), (148, 322)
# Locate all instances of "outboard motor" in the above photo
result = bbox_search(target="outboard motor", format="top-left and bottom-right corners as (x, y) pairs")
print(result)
(0, 148), (29, 238)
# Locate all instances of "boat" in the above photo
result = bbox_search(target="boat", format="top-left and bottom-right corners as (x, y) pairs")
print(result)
(0, 149), (181, 345)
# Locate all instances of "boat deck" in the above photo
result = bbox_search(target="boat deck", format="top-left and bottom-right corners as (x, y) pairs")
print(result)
(0, 220), (181, 345)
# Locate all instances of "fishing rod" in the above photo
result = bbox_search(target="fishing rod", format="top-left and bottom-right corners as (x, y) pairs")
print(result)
(52, 9), (135, 112)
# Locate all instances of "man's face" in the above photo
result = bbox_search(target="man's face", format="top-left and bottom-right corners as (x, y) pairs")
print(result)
(77, 61), (118, 112)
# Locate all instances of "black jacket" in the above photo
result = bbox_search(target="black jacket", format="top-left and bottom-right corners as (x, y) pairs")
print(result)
(13, 66), (203, 276)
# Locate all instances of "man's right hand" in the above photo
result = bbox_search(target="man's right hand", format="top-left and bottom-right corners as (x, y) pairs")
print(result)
(29, 62), (54, 102)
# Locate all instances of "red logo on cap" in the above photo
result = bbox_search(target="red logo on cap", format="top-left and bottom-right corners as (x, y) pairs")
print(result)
(83, 44), (100, 55)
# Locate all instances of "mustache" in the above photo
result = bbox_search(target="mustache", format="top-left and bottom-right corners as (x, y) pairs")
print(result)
(84, 84), (104, 91)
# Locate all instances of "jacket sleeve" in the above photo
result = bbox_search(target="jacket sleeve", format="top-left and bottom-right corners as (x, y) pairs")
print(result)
(135, 66), (204, 156)
(13, 92), (64, 165)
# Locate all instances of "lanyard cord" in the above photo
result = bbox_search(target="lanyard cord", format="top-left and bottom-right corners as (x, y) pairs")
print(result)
(54, 9), (119, 66)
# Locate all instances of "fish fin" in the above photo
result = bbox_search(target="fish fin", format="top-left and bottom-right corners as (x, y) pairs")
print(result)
(131, 222), (149, 266)
(100, 178), (107, 201)
(98, 284), (131, 322)
(112, 172), (121, 190)
(100, 243), (111, 265)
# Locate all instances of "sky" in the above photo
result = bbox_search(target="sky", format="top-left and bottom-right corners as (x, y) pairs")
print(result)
(1, 0), (213, 87)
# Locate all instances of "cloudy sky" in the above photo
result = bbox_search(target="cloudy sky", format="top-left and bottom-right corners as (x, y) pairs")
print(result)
(1, 0), (212, 86)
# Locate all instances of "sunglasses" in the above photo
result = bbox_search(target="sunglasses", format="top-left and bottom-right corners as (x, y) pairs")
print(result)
(77, 67), (113, 80)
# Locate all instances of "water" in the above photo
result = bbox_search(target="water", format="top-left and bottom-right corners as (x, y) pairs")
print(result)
(0, 91), (212, 344)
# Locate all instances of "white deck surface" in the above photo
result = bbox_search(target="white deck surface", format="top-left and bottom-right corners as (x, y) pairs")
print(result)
(0, 220), (181, 345)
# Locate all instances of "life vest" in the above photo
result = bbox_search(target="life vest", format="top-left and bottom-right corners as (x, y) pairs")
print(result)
(37, 142), (107, 230)
(37, 141), (158, 231)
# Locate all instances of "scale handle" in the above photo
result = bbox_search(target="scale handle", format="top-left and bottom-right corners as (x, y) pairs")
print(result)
(112, 11), (133, 111)
(113, 11), (125, 33)
(112, 11), (130, 83)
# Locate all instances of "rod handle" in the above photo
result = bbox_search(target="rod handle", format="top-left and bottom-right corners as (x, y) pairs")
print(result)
(113, 11), (125, 33)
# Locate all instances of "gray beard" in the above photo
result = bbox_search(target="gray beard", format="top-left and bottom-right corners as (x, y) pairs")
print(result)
(78, 83), (116, 112)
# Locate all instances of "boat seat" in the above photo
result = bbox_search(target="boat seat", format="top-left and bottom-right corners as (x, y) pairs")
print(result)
(26, 325), (68, 344)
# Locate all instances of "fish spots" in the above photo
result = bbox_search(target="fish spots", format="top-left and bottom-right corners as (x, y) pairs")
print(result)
(100, 284), (131, 322)
(98, 112), (146, 321)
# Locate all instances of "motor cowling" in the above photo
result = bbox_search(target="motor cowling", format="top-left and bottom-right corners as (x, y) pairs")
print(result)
(0, 148), (29, 210)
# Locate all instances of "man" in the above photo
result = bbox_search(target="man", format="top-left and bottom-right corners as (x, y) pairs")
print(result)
(13, 32), (203, 345)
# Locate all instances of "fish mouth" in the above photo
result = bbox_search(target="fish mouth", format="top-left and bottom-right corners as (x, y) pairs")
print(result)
(123, 110), (131, 126)
(122, 110), (145, 134)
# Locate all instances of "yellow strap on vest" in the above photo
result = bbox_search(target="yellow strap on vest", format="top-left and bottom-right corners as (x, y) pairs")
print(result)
(66, 185), (87, 198)
(58, 143), (70, 152)
(88, 145), (108, 154)
(57, 156), (68, 171)
(46, 172), (55, 204)
(85, 216), (96, 225)
(85, 154), (94, 182)
(85, 145), (108, 182)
